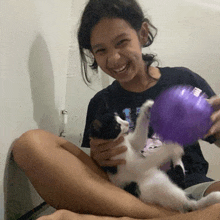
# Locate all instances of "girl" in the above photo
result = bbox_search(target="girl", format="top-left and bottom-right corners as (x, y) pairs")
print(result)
(79, 0), (220, 196)
(13, 0), (220, 219)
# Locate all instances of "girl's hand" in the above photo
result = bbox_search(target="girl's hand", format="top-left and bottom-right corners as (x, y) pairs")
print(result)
(90, 136), (127, 167)
(207, 95), (220, 140)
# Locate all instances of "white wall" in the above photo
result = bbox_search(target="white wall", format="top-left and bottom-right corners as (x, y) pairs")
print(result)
(63, 0), (104, 152)
(1, 0), (220, 219)
(1, 0), (73, 219)
(141, 0), (220, 94)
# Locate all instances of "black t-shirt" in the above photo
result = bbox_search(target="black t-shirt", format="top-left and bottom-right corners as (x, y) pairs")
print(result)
(81, 67), (216, 189)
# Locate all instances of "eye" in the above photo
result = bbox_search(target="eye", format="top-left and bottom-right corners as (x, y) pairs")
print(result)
(116, 39), (129, 47)
(95, 48), (106, 55)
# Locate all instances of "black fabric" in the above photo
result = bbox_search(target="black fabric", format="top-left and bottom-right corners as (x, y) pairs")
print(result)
(123, 182), (141, 198)
(167, 164), (186, 189)
(81, 67), (216, 189)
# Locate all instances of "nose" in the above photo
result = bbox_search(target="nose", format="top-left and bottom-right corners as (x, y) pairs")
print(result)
(106, 49), (121, 67)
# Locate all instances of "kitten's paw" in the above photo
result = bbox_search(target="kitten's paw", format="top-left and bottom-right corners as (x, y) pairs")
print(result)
(160, 198), (196, 213)
(182, 200), (197, 213)
(141, 100), (154, 118)
(196, 191), (220, 209)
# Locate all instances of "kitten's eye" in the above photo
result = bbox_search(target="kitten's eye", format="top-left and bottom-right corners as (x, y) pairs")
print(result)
(115, 124), (120, 129)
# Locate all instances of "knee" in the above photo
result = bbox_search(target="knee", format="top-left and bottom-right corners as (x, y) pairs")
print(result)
(12, 129), (47, 170)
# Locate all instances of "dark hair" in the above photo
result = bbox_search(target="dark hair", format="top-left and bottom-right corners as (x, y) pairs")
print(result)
(77, 0), (158, 84)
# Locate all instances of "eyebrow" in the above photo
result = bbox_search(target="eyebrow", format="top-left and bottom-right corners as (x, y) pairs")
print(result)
(91, 33), (129, 51)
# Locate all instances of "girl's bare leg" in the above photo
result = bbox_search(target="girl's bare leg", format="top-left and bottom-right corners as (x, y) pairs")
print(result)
(204, 181), (220, 196)
(37, 203), (220, 220)
(12, 129), (176, 219)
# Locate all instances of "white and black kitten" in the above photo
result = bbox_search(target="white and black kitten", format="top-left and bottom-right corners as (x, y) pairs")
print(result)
(90, 100), (220, 212)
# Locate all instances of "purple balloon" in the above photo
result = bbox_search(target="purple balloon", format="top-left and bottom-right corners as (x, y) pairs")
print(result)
(150, 86), (214, 145)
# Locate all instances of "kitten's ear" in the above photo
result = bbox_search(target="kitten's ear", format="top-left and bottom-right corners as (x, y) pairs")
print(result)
(91, 119), (102, 131)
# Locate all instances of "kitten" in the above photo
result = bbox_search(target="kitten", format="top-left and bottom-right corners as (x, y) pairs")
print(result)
(90, 100), (220, 212)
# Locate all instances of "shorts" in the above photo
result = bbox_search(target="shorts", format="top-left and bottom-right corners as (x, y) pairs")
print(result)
(184, 181), (220, 200)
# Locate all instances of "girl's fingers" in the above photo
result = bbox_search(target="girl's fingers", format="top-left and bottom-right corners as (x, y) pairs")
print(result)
(208, 95), (220, 111)
(90, 136), (124, 152)
(90, 136), (126, 166)
(93, 146), (127, 163)
(100, 159), (126, 167)
(208, 117), (220, 138)
(101, 146), (127, 160)
(205, 96), (220, 138)
(211, 111), (220, 125)
(90, 138), (111, 147)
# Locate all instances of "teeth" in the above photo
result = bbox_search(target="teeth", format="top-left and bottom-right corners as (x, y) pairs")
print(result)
(114, 64), (127, 73)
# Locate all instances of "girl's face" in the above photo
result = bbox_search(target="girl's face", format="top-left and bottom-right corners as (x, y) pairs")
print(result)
(90, 18), (148, 87)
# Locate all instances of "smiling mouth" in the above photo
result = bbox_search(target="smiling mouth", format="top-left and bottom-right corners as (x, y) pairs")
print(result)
(113, 63), (129, 74)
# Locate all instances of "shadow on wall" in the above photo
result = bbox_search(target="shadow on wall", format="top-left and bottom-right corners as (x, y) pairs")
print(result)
(4, 35), (61, 219)
(29, 34), (60, 134)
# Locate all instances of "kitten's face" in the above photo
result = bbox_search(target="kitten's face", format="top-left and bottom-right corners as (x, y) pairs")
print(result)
(90, 113), (129, 140)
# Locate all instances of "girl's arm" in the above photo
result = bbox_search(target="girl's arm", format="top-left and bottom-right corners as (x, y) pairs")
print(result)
(36, 204), (220, 220)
